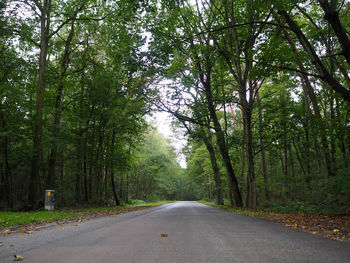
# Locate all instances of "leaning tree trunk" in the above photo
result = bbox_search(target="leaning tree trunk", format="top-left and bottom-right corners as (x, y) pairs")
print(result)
(204, 81), (243, 207)
(201, 128), (224, 205)
(274, 11), (334, 177)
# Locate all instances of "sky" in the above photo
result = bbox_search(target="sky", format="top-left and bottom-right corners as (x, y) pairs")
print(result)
(149, 111), (188, 168)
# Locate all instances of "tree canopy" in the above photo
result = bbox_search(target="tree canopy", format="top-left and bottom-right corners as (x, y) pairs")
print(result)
(0, 0), (349, 214)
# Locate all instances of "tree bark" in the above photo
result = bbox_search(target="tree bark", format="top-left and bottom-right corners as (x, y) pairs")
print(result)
(110, 130), (120, 206)
(256, 91), (270, 201)
(204, 81), (243, 207)
(243, 105), (256, 209)
(0, 108), (12, 208)
(201, 128), (224, 205)
(48, 21), (75, 189)
(75, 133), (82, 203)
(28, 0), (52, 207)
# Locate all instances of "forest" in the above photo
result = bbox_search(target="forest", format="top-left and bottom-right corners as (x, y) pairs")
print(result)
(0, 0), (349, 215)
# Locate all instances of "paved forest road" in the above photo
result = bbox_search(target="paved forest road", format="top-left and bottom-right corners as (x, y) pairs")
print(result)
(0, 201), (350, 263)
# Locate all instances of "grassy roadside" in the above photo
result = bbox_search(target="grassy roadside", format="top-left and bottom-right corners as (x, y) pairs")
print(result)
(199, 200), (350, 242)
(0, 201), (174, 230)
(199, 200), (266, 216)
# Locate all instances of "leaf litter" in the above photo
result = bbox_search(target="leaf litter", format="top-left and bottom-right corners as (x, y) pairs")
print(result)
(203, 202), (350, 243)
(237, 209), (350, 242)
(257, 211), (350, 242)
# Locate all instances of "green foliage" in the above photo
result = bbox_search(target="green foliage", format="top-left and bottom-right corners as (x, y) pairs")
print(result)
(1, 0), (350, 216)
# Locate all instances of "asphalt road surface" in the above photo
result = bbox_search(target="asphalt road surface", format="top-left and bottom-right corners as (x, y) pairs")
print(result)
(0, 201), (349, 263)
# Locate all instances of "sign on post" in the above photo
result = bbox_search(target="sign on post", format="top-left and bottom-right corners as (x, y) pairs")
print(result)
(45, 190), (55, 211)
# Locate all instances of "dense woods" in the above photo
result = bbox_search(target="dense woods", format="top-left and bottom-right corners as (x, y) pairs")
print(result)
(0, 0), (349, 214)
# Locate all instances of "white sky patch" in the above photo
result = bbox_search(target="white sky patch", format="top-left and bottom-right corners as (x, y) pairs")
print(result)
(148, 111), (187, 168)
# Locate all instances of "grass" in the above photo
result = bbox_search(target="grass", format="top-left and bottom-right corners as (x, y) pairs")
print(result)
(0, 200), (174, 229)
(0, 211), (81, 228)
(199, 200), (266, 216)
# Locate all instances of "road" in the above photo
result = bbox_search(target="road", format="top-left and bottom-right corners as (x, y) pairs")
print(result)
(0, 201), (349, 263)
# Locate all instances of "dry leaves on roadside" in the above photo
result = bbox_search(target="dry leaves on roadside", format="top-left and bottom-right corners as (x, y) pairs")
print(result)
(256, 211), (350, 242)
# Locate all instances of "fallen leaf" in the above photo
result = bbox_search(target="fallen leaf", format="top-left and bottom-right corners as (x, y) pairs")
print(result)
(13, 254), (24, 261)
(77, 219), (82, 223)
(10, 244), (14, 248)
(333, 229), (340, 232)
(312, 231), (318, 234)
(2, 229), (10, 234)
(160, 233), (168, 237)
(61, 228), (64, 230)
(19, 228), (27, 234)
(26, 231), (33, 234)
(0, 242), (3, 246)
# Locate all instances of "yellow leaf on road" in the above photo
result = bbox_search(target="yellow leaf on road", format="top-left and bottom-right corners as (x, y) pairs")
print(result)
(13, 254), (24, 261)
(160, 233), (168, 237)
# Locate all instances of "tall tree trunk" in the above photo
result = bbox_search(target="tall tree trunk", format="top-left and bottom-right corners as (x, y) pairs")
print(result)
(256, 91), (270, 201)
(75, 133), (82, 203)
(110, 130), (120, 206)
(48, 21), (75, 189)
(274, 11), (334, 177)
(288, 140), (296, 199)
(83, 135), (88, 202)
(95, 121), (104, 203)
(204, 81), (243, 207)
(1, 108), (12, 208)
(201, 128), (224, 205)
(29, 0), (52, 207)
(125, 173), (129, 203)
(243, 105), (256, 209)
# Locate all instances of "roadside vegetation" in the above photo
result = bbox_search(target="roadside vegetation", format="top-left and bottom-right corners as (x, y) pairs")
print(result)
(0, 201), (173, 230)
